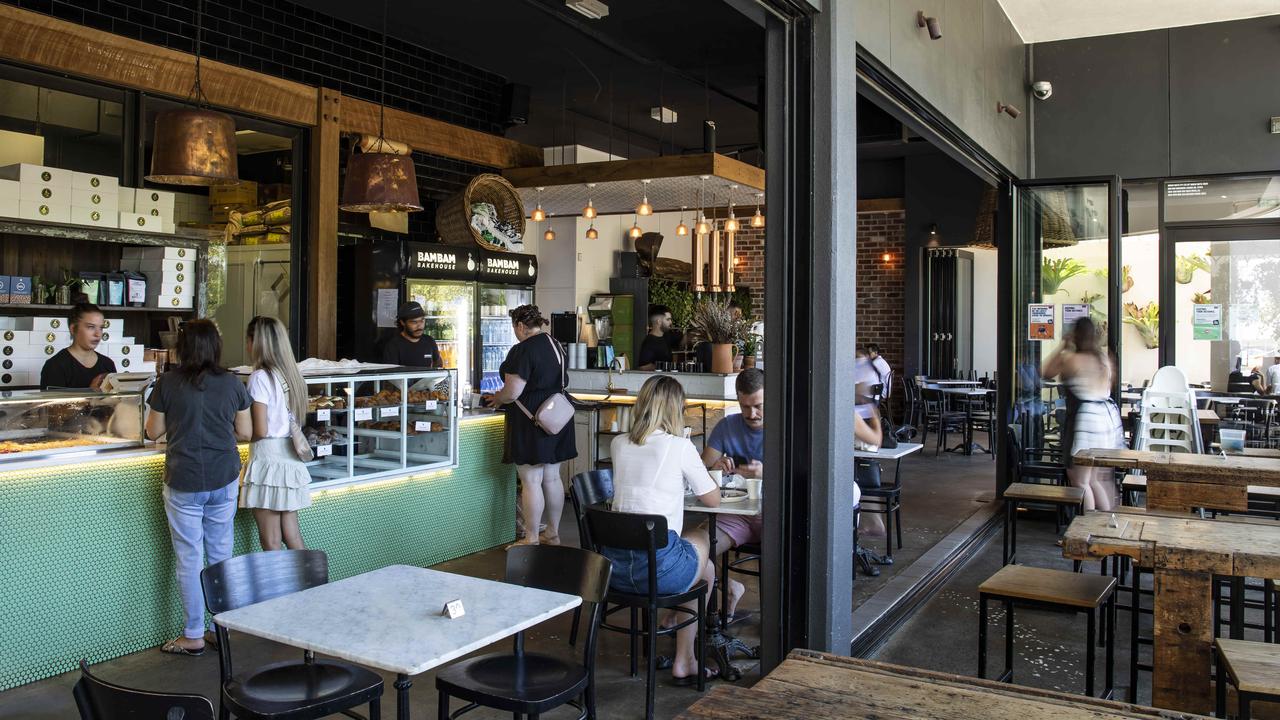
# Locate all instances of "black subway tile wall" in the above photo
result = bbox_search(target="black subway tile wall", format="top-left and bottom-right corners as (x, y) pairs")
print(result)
(3, 0), (508, 135)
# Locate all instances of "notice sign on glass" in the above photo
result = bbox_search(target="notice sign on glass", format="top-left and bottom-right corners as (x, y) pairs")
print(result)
(1062, 303), (1090, 328)
(1193, 304), (1222, 341)
(1028, 304), (1055, 341)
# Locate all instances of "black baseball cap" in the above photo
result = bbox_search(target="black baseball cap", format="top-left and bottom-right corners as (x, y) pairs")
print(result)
(397, 301), (425, 320)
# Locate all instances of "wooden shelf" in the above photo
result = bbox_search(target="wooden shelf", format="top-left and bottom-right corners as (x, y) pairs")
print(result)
(0, 218), (217, 249)
(0, 303), (194, 314)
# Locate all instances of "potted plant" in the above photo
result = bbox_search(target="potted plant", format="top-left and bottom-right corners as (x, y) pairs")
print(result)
(742, 333), (761, 368)
(692, 298), (747, 374)
(1041, 257), (1088, 296)
(1123, 301), (1160, 349)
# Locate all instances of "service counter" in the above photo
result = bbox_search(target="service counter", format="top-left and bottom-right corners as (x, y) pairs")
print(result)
(0, 402), (513, 691)
(566, 368), (740, 401)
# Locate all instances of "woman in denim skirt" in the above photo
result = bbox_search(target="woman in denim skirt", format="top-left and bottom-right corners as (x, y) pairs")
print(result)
(600, 375), (721, 684)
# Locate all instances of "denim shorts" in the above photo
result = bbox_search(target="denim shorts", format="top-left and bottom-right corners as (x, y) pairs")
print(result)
(601, 530), (700, 596)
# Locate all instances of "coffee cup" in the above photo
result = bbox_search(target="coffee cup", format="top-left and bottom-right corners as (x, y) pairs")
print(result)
(746, 478), (762, 500)
(708, 469), (723, 486)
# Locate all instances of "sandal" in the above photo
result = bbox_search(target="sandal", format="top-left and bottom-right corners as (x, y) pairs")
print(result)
(672, 666), (721, 687)
(160, 639), (205, 657)
(505, 538), (538, 551)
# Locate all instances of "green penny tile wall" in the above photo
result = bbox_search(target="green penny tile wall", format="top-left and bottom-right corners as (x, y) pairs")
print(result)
(0, 415), (512, 690)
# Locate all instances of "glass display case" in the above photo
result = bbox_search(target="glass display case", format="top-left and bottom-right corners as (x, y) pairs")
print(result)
(298, 368), (458, 488)
(0, 388), (146, 463)
(405, 279), (475, 397)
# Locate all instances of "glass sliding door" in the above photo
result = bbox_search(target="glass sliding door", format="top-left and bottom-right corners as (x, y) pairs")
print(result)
(1009, 177), (1121, 448)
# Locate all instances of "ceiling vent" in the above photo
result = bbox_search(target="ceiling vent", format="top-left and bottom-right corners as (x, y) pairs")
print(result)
(565, 0), (609, 20)
(650, 107), (678, 124)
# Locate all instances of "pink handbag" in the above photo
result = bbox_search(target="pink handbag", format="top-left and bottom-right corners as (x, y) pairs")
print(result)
(514, 334), (575, 435)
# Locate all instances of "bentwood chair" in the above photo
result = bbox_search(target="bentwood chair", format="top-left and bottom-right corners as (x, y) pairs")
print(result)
(585, 506), (710, 720)
(436, 545), (612, 720)
(201, 550), (383, 720)
(75, 659), (215, 720)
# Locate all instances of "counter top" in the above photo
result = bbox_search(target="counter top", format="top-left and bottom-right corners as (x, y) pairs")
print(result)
(567, 368), (740, 401)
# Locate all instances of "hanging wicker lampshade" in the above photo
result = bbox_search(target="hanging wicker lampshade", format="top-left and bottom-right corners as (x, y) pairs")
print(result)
(969, 187), (997, 248)
(341, 150), (423, 212)
(1040, 190), (1078, 248)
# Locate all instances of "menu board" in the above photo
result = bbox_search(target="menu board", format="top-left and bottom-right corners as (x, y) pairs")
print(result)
(1028, 304), (1055, 341)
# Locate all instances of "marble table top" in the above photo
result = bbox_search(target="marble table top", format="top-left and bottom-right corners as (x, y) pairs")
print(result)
(684, 493), (762, 516)
(213, 565), (581, 676)
(855, 442), (923, 460)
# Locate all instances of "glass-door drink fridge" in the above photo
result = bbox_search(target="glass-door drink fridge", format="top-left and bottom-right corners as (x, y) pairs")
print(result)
(404, 243), (478, 397)
(477, 249), (538, 393)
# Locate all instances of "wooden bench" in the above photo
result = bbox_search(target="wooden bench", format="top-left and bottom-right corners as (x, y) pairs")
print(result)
(979, 564), (1117, 699)
(1215, 638), (1280, 719)
(1003, 482), (1086, 565)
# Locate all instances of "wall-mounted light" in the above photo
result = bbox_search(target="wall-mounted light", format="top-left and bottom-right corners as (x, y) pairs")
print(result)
(882, 252), (893, 263)
(916, 10), (941, 40)
(996, 102), (1021, 119)
(928, 224), (940, 245)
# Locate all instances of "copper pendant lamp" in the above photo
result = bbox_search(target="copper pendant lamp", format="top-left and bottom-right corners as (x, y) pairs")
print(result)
(339, 0), (423, 213)
(146, 0), (239, 186)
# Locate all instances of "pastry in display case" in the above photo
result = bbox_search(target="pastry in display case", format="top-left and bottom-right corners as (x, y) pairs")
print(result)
(287, 368), (458, 488)
(0, 388), (146, 462)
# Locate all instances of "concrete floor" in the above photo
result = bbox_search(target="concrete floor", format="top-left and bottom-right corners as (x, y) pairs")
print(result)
(0, 432), (998, 719)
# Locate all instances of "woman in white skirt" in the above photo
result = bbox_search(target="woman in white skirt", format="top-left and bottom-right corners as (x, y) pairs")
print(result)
(240, 316), (312, 550)
(1042, 317), (1124, 511)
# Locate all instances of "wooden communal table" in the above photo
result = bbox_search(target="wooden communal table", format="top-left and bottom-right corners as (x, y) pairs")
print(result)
(676, 649), (1210, 719)
(1074, 448), (1280, 513)
(1062, 508), (1280, 714)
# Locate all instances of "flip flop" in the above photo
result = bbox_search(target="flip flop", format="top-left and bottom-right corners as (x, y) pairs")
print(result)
(672, 666), (721, 687)
(160, 639), (205, 657)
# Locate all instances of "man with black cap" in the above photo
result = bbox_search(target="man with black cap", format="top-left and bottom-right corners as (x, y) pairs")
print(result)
(382, 301), (441, 368)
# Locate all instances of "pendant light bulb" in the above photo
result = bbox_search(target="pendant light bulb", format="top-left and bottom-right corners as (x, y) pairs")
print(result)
(751, 193), (765, 227)
(676, 205), (689, 236)
(544, 227), (556, 241)
(586, 224), (598, 240)
(531, 186), (546, 222)
(629, 215), (643, 239)
(582, 183), (597, 219)
(636, 179), (653, 216)
(724, 199), (739, 233)
(695, 214), (711, 235)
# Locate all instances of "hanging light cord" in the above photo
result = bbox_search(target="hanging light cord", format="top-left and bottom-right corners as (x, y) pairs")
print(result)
(189, 0), (210, 107)
(371, 0), (389, 151)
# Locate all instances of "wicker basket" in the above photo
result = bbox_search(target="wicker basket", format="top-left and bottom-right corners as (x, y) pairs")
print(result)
(435, 173), (526, 251)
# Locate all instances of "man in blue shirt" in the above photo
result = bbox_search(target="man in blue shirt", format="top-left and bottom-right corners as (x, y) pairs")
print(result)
(701, 368), (764, 621)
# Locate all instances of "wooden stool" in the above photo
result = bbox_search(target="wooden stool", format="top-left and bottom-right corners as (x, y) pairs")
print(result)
(1215, 638), (1280, 719)
(1002, 482), (1085, 565)
(978, 564), (1117, 699)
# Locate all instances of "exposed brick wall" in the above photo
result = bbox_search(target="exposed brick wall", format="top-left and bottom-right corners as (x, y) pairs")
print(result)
(857, 210), (906, 418)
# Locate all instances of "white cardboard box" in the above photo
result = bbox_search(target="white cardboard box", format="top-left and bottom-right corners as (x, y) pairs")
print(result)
(118, 212), (163, 233)
(71, 206), (118, 228)
(15, 317), (70, 332)
(134, 189), (175, 216)
(147, 282), (193, 298)
(71, 172), (120, 193)
(124, 246), (192, 260)
(71, 188), (119, 210)
(18, 183), (69, 203)
(0, 178), (17, 209)
(137, 258), (193, 274)
(0, 330), (30, 344)
(19, 200), (71, 223)
(118, 187), (136, 213)
(0, 371), (30, 387)
(0, 163), (71, 188)
(31, 330), (70, 346)
(149, 293), (194, 309)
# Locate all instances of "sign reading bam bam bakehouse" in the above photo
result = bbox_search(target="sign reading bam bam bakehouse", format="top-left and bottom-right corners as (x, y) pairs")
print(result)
(406, 242), (478, 280)
(477, 249), (538, 285)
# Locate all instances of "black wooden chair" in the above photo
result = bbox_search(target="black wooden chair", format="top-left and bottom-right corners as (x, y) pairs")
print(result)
(75, 659), (215, 720)
(436, 545), (612, 720)
(855, 458), (903, 559)
(920, 386), (966, 455)
(585, 506), (709, 720)
(200, 550), (383, 720)
(567, 470), (614, 646)
(1005, 423), (1067, 486)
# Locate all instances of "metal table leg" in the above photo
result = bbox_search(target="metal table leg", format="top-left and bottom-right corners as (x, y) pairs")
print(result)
(395, 673), (412, 720)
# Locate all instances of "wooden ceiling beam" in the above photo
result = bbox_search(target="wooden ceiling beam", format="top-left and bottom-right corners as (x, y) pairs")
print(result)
(502, 153), (764, 190)
(0, 4), (316, 127)
(339, 97), (542, 170)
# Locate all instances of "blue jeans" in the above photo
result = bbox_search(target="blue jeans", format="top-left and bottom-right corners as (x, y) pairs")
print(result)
(163, 482), (238, 639)
(601, 530), (700, 596)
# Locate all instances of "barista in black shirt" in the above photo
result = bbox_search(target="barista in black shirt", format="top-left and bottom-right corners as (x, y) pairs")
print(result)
(381, 301), (441, 368)
(636, 305), (673, 371)
(40, 303), (117, 390)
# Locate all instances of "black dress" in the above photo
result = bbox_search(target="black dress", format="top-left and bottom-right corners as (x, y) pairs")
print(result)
(500, 332), (577, 465)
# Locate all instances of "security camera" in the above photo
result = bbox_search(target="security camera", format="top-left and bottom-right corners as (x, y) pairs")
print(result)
(1031, 81), (1053, 100)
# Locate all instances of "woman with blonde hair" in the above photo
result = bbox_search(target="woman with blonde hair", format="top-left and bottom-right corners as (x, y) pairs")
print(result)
(240, 316), (312, 550)
(601, 375), (722, 685)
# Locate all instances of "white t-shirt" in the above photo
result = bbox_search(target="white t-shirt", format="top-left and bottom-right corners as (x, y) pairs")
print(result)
(610, 431), (717, 536)
(1268, 364), (1280, 393)
(247, 369), (291, 439)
